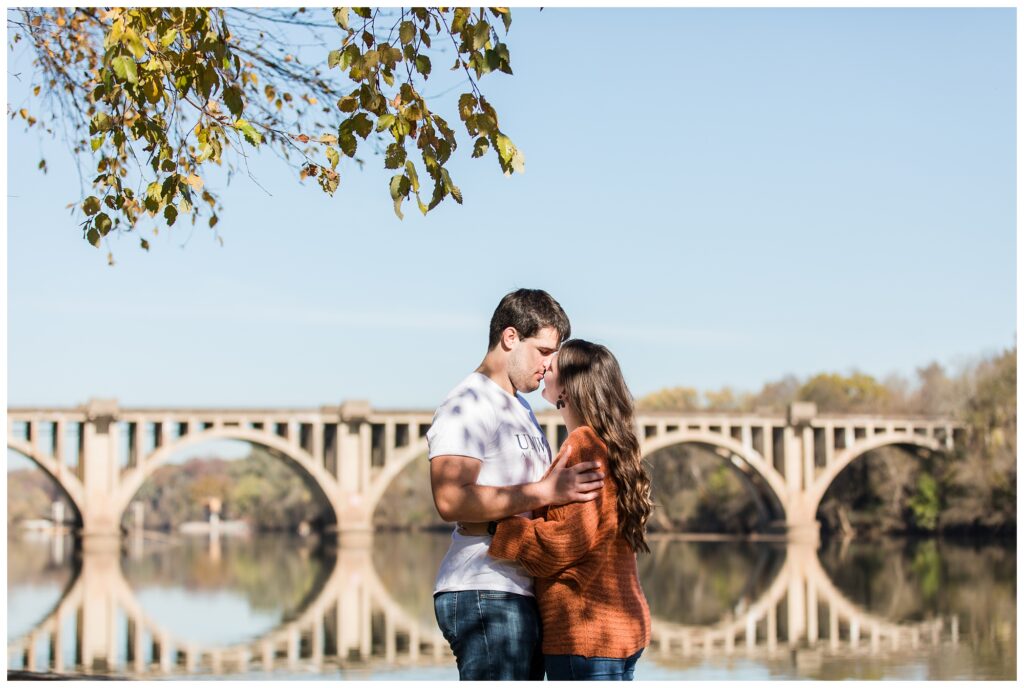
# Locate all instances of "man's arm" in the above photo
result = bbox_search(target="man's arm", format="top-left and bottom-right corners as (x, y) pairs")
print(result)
(430, 447), (604, 522)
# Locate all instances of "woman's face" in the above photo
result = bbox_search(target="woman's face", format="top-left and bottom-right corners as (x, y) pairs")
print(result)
(541, 352), (564, 406)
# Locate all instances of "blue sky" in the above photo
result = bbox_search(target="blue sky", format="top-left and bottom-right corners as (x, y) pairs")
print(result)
(6, 8), (1017, 419)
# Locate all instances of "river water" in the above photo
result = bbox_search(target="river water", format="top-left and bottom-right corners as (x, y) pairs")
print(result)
(6, 531), (1015, 680)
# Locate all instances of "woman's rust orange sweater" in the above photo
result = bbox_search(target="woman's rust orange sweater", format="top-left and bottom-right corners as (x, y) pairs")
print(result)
(488, 425), (651, 658)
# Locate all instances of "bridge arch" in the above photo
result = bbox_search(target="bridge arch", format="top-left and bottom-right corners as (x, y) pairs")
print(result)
(807, 433), (944, 517)
(7, 440), (86, 526)
(113, 427), (345, 529)
(640, 430), (789, 524)
(363, 438), (430, 519)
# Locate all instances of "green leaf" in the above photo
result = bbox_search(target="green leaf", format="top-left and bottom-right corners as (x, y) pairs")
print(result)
(340, 44), (359, 71)
(384, 143), (406, 169)
(495, 133), (515, 163)
(164, 204), (178, 226)
(90, 135), (105, 152)
(399, 20), (415, 45)
(452, 7), (470, 33)
(390, 174), (411, 220)
(200, 62), (218, 99)
(458, 93), (477, 120)
(389, 173), (411, 199)
(223, 86), (244, 117)
(471, 21), (490, 51)
(376, 113), (396, 132)
(415, 55), (431, 77)
(405, 160), (420, 194)
(160, 28), (178, 48)
(328, 49), (342, 69)
(233, 119), (262, 145)
(350, 113), (372, 139)
(143, 77), (162, 104)
(161, 173), (179, 200)
(338, 126), (357, 157)
(86, 226), (100, 247)
(472, 136), (489, 159)
(123, 28), (145, 60)
(95, 212), (112, 236)
(511, 148), (525, 174)
(111, 55), (138, 84)
(82, 196), (101, 216)
(441, 169), (463, 204)
(337, 95), (359, 112)
(326, 147), (340, 170)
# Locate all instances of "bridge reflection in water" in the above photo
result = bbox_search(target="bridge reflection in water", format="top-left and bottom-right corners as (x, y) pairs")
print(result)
(645, 539), (955, 661)
(8, 536), (961, 679)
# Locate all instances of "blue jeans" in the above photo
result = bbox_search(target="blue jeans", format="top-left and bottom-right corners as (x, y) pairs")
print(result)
(434, 590), (544, 680)
(544, 649), (643, 681)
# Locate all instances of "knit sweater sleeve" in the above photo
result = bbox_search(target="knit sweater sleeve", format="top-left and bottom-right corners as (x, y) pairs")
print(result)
(488, 430), (606, 577)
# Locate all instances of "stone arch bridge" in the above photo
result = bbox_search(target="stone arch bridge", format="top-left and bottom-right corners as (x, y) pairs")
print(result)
(7, 399), (962, 548)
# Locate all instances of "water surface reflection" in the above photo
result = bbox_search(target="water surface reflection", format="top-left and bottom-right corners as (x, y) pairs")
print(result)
(7, 532), (1015, 679)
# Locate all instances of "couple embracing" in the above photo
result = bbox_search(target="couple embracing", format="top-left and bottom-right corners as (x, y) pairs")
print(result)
(428, 289), (652, 681)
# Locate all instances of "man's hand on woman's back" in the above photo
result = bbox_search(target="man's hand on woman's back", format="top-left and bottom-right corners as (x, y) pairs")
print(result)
(543, 445), (605, 507)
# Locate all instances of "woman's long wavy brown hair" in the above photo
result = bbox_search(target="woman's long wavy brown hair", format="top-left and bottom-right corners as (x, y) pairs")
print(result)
(557, 339), (652, 554)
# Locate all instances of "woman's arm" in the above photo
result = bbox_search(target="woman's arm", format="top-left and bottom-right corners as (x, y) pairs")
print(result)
(487, 436), (609, 577)
(487, 497), (604, 578)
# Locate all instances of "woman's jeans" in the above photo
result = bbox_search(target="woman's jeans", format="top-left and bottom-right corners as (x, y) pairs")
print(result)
(544, 649), (643, 681)
(434, 590), (544, 681)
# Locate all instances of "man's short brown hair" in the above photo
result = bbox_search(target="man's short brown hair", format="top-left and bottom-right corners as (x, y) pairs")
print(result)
(488, 289), (571, 350)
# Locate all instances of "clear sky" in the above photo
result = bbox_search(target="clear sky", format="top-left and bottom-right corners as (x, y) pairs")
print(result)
(6, 8), (1017, 417)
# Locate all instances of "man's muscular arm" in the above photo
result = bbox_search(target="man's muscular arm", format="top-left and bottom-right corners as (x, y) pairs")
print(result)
(430, 447), (605, 523)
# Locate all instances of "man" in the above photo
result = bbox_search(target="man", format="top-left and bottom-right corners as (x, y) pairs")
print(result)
(428, 289), (605, 680)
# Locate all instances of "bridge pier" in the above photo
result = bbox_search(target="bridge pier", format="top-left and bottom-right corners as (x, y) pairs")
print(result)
(783, 520), (821, 546)
(79, 532), (123, 554)
(336, 523), (374, 548)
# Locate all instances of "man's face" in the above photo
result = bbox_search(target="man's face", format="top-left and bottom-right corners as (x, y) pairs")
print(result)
(507, 326), (560, 393)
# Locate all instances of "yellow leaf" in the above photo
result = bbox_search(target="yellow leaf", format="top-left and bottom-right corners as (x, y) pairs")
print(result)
(185, 174), (203, 190)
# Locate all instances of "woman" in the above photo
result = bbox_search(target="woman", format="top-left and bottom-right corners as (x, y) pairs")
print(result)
(460, 339), (653, 680)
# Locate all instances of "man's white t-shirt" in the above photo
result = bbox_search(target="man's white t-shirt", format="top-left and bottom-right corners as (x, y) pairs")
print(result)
(427, 372), (552, 596)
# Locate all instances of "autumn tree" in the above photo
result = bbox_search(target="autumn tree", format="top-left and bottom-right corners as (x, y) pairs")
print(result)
(7, 7), (523, 262)
(797, 372), (892, 413)
(635, 386), (701, 412)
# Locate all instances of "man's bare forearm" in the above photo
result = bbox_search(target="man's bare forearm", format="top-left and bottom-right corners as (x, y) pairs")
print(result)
(436, 480), (553, 522)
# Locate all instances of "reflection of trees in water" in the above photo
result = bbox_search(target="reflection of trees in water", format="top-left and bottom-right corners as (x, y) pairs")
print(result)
(7, 536), (76, 587)
(637, 539), (785, 626)
(371, 531), (451, 629)
(819, 536), (1016, 675)
(121, 535), (331, 614)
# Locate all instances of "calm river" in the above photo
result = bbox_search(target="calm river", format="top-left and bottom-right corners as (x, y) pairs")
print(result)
(7, 531), (1015, 679)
